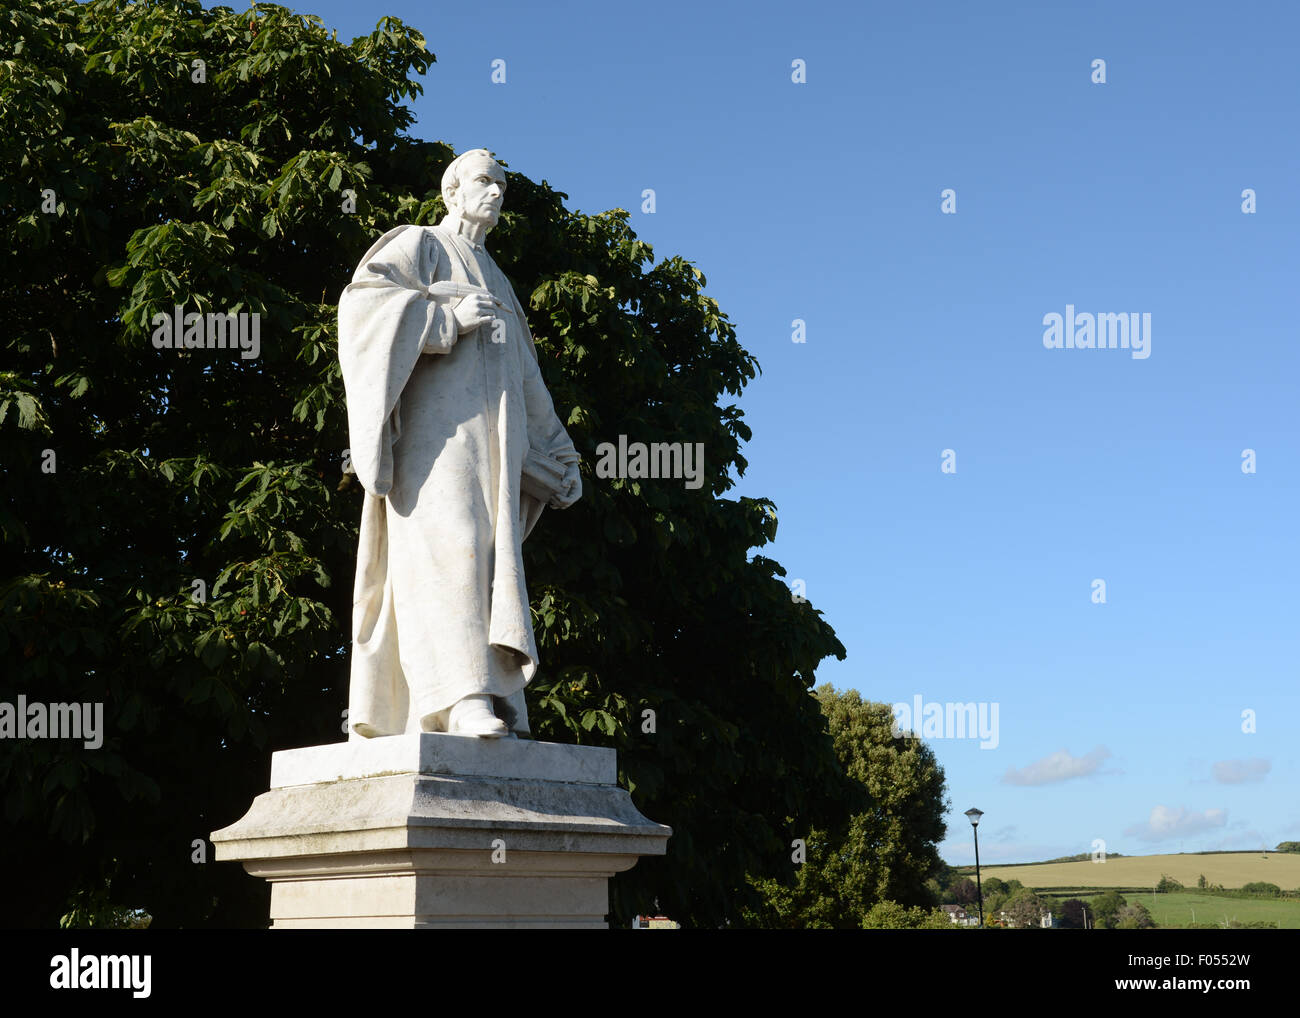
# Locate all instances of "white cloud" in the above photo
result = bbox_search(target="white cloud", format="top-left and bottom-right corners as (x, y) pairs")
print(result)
(1212, 758), (1270, 784)
(1001, 747), (1111, 786)
(1124, 805), (1228, 843)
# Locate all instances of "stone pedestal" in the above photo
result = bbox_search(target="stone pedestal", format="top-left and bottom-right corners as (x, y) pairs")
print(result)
(211, 734), (671, 928)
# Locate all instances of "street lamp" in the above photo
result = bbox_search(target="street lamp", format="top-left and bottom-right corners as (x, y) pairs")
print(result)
(965, 808), (985, 927)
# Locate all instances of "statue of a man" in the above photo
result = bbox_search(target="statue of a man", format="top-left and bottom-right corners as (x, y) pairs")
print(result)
(338, 149), (581, 740)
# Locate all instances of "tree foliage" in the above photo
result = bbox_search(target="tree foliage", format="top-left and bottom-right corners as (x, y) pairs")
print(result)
(949, 876), (979, 905)
(1088, 890), (1128, 930)
(860, 901), (955, 930)
(981, 876), (1009, 898)
(1004, 888), (1046, 929)
(1058, 897), (1086, 929)
(743, 686), (950, 927)
(1116, 902), (1156, 929)
(982, 877), (1024, 924)
(0, 0), (846, 927)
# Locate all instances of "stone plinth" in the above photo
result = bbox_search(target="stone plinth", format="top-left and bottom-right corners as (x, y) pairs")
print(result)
(211, 734), (671, 929)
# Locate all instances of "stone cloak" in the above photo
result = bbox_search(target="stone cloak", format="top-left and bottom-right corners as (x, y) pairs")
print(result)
(337, 220), (577, 737)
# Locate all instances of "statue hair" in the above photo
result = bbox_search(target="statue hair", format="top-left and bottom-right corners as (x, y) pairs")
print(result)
(441, 149), (500, 211)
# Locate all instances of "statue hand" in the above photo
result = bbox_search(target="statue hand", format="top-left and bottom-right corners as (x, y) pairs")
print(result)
(451, 292), (501, 334)
(549, 463), (582, 509)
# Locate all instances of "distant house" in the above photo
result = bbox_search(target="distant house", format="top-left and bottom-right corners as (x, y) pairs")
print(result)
(998, 908), (1056, 929)
(941, 904), (980, 927)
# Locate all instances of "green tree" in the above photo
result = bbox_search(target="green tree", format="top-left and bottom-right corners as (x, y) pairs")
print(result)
(814, 687), (949, 902)
(982, 876), (1008, 898)
(1276, 842), (1300, 854)
(1241, 882), (1282, 897)
(1005, 888), (1046, 929)
(1156, 874), (1183, 893)
(0, 0), (846, 928)
(930, 859), (956, 891)
(743, 686), (950, 927)
(949, 876), (979, 905)
(860, 901), (956, 930)
(740, 827), (854, 929)
(59, 871), (152, 930)
(1089, 890), (1128, 930)
(1058, 897), (1086, 929)
(1116, 902), (1156, 929)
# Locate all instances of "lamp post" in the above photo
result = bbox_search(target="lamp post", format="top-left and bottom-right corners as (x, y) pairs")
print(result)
(965, 808), (985, 927)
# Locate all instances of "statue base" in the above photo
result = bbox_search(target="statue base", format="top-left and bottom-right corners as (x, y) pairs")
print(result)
(211, 733), (671, 928)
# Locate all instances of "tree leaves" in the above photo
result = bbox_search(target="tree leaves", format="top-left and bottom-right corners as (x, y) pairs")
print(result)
(1, 0), (847, 931)
(741, 687), (950, 927)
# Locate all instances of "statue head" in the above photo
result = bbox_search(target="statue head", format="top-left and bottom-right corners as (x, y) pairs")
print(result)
(441, 149), (506, 232)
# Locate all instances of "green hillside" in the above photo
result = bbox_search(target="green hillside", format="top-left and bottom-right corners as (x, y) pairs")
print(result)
(970, 852), (1300, 891)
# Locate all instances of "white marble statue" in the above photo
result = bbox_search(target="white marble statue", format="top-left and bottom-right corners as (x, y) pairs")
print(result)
(338, 149), (581, 740)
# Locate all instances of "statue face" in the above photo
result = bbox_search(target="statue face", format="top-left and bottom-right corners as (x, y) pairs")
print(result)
(454, 157), (506, 229)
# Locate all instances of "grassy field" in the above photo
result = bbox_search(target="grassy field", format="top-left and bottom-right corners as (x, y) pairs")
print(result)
(971, 852), (1300, 891)
(958, 852), (1300, 928)
(1128, 892), (1299, 929)
(1030, 888), (1300, 929)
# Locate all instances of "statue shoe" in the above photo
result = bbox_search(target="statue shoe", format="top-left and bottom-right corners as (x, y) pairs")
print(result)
(447, 694), (508, 738)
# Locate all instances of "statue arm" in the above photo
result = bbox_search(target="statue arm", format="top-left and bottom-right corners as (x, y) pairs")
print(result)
(417, 233), (460, 355)
(337, 225), (454, 495)
(515, 311), (581, 508)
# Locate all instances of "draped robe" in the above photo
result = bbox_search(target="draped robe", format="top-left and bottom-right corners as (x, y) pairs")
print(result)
(338, 217), (578, 738)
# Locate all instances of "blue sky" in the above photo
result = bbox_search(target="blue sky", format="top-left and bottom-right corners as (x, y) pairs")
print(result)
(248, 0), (1299, 865)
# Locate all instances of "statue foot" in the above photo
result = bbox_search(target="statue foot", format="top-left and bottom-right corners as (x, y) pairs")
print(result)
(447, 694), (508, 738)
